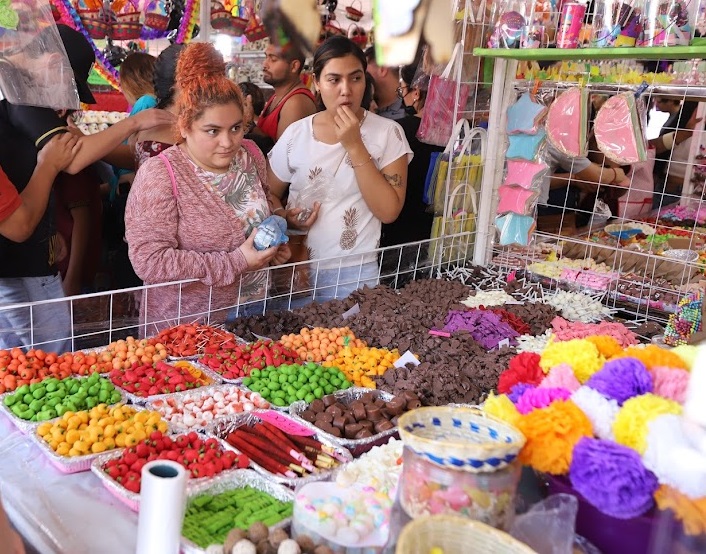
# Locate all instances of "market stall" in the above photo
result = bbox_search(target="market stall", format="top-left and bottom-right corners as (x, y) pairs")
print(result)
(2, 0), (706, 552)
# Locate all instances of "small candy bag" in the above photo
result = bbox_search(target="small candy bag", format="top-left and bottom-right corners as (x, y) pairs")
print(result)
(594, 92), (648, 164)
(507, 92), (548, 135)
(495, 213), (536, 246)
(546, 88), (590, 158)
(497, 185), (539, 215)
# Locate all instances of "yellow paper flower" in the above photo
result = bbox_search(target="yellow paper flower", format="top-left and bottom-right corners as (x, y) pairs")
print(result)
(484, 392), (521, 427)
(671, 345), (698, 371)
(540, 339), (604, 383)
(613, 394), (682, 454)
(585, 335), (623, 359)
(516, 400), (593, 475)
(654, 485), (706, 536)
(613, 345), (688, 371)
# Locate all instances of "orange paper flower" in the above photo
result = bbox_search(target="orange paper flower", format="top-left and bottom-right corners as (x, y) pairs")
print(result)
(654, 485), (706, 536)
(585, 335), (623, 359)
(516, 400), (593, 475)
(613, 345), (688, 371)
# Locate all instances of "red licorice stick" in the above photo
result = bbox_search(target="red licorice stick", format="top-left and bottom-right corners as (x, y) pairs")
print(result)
(257, 421), (300, 452)
(288, 434), (325, 450)
(232, 429), (301, 467)
(225, 433), (295, 477)
(288, 434), (348, 463)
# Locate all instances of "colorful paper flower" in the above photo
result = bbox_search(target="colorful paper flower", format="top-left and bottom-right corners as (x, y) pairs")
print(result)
(649, 366), (690, 403)
(613, 345), (688, 371)
(508, 383), (535, 404)
(539, 363), (581, 393)
(516, 400), (593, 475)
(484, 392), (521, 427)
(671, 344), (698, 370)
(584, 335), (624, 358)
(540, 339), (604, 383)
(516, 387), (572, 415)
(569, 437), (658, 519)
(571, 386), (620, 440)
(497, 352), (544, 394)
(613, 394), (682, 454)
(585, 357), (653, 405)
(654, 485), (706, 536)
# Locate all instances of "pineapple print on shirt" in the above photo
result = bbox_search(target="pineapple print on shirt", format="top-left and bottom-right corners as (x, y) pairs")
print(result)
(340, 207), (359, 250)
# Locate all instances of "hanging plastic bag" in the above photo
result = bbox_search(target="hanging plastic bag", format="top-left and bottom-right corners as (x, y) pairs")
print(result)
(425, 119), (469, 210)
(417, 42), (471, 147)
(510, 494), (579, 554)
(429, 126), (486, 264)
(594, 92), (648, 164)
(0, 0), (80, 110)
(589, 198), (612, 229)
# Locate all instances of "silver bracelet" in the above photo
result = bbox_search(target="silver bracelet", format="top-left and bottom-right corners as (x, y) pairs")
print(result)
(273, 207), (286, 215)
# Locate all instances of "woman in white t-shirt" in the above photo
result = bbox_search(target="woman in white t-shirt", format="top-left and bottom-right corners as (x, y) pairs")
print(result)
(268, 37), (412, 302)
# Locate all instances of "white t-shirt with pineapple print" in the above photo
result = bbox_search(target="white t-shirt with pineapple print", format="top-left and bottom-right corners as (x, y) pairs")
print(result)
(269, 111), (413, 270)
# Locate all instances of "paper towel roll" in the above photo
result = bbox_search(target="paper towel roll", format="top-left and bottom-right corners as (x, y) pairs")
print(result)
(136, 460), (188, 554)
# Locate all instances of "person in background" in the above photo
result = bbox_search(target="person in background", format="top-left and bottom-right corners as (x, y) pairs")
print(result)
(268, 36), (412, 303)
(238, 81), (274, 155)
(119, 52), (158, 113)
(125, 43), (290, 335)
(0, 24), (172, 352)
(0, 494), (24, 554)
(651, 98), (699, 208)
(254, 44), (316, 142)
(362, 72), (378, 113)
(132, 44), (185, 168)
(364, 47), (406, 121)
(381, 62), (441, 255)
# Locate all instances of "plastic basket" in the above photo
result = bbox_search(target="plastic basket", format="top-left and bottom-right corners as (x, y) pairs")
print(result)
(397, 407), (525, 473)
(345, 0), (363, 22)
(396, 515), (537, 554)
(112, 22), (142, 41)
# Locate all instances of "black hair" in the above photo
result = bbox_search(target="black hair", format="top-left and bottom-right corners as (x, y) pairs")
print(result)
(313, 36), (367, 81)
(238, 81), (266, 117)
(282, 46), (306, 72)
(400, 64), (417, 88)
(154, 43), (186, 109)
(364, 46), (375, 62)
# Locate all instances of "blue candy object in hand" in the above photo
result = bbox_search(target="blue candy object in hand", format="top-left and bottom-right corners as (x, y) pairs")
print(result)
(253, 215), (289, 251)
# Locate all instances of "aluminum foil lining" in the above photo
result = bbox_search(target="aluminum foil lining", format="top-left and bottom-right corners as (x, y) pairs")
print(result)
(289, 388), (399, 450)
(27, 403), (163, 474)
(90, 434), (245, 512)
(145, 384), (271, 434)
(0, 376), (128, 434)
(180, 469), (295, 554)
(204, 410), (353, 488)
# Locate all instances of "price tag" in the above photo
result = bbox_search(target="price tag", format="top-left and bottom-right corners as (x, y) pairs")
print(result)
(257, 410), (316, 436)
(342, 303), (360, 319)
(394, 350), (420, 368)
(251, 332), (270, 341)
(497, 338), (511, 349)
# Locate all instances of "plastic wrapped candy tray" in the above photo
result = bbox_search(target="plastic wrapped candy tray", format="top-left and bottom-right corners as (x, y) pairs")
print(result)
(145, 384), (271, 434)
(27, 405), (160, 474)
(290, 388), (399, 457)
(0, 376), (128, 435)
(180, 470), (295, 554)
(90, 435), (242, 512)
(204, 410), (353, 488)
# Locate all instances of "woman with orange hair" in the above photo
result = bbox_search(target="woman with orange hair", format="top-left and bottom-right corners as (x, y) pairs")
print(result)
(125, 43), (290, 334)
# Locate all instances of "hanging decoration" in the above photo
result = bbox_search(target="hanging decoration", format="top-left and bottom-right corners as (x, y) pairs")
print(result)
(52, 0), (200, 92)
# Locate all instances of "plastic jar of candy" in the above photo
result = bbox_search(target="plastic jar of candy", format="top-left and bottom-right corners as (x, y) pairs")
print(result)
(399, 446), (521, 530)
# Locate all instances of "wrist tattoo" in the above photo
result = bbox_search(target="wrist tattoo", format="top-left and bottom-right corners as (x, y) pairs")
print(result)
(383, 173), (402, 188)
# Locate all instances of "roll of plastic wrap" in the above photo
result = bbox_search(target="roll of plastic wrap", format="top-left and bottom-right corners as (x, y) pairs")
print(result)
(136, 460), (188, 554)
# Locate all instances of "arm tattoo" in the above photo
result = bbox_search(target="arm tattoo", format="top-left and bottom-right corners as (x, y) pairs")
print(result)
(384, 173), (402, 188)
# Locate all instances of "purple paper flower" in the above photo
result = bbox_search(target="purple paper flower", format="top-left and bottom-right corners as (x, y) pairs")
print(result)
(569, 437), (658, 519)
(516, 387), (571, 414)
(585, 357), (653, 405)
(508, 383), (535, 403)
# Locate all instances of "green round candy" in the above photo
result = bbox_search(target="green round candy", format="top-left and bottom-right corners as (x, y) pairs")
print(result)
(259, 388), (270, 398)
(286, 395), (297, 405)
(324, 385), (335, 395)
(250, 369), (261, 378)
(242, 377), (252, 386)
(272, 397), (286, 407)
(304, 393), (315, 404)
(296, 389), (307, 401)
(313, 387), (324, 399)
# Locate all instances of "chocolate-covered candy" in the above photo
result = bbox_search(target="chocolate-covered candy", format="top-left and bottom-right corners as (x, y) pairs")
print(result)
(354, 428), (374, 439)
(361, 393), (376, 404)
(326, 405), (344, 418)
(299, 410), (317, 423)
(360, 420), (374, 432)
(385, 398), (406, 416)
(374, 420), (395, 433)
(310, 399), (325, 413)
(315, 411), (333, 424)
(323, 395), (337, 408)
(402, 391), (420, 402)
(345, 423), (363, 439)
(332, 416), (346, 431)
(329, 426), (342, 437)
(374, 399), (386, 408)
(366, 406), (384, 422)
(406, 399), (422, 410)
(351, 401), (367, 421)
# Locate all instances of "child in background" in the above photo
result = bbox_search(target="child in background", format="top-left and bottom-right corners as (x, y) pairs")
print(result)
(238, 81), (274, 155)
